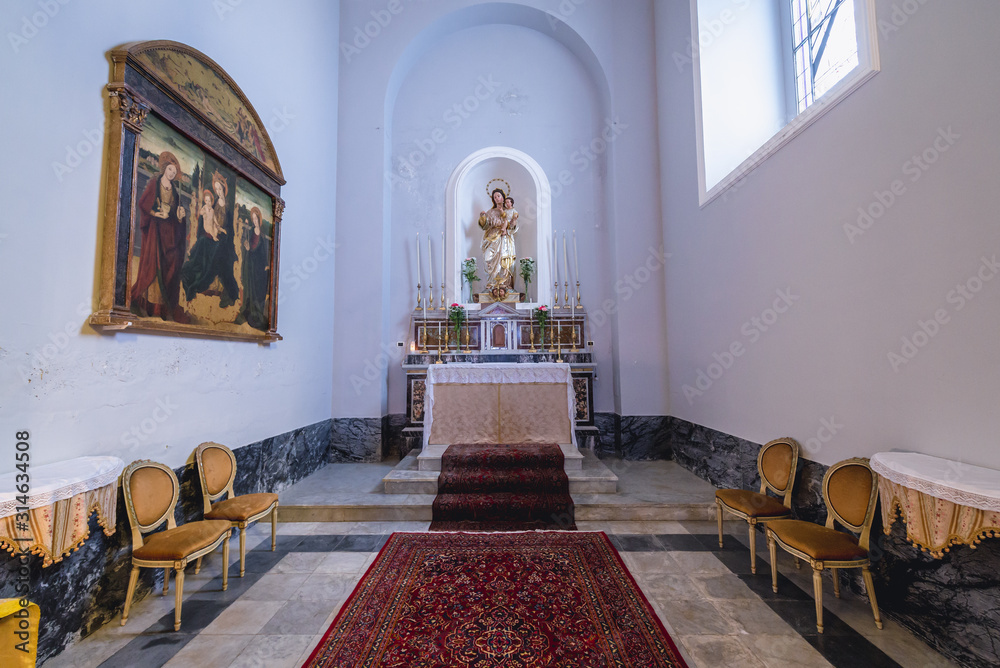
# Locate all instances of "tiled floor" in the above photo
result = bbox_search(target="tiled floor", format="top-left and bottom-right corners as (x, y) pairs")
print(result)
(42, 462), (957, 668)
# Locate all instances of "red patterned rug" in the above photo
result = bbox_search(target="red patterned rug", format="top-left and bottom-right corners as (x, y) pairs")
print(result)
(430, 443), (575, 531)
(302, 531), (687, 668)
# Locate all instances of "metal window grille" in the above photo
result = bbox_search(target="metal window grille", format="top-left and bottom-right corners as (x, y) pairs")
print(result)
(790, 0), (859, 114)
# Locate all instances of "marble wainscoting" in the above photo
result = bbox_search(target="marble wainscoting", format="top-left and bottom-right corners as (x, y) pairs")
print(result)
(666, 416), (1000, 668)
(330, 417), (382, 462)
(591, 414), (674, 461)
(0, 420), (333, 664)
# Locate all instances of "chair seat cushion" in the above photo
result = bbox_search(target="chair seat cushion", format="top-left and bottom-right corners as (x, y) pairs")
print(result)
(206, 493), (279, 522)
(133, 520), (231, 561)
(716, 489), (790, 518)
(768, 520), (868, 562)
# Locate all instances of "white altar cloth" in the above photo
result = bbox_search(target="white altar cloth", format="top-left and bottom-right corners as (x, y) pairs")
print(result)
(424, 363), (576, 448)
(872, 452), (1000, 557)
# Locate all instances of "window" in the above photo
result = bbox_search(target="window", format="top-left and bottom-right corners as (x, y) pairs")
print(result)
(790, 0), (860, 114)
(690, 0), (879, 204)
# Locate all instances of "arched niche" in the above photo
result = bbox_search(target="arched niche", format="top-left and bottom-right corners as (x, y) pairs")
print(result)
(446, 147), (551, 308)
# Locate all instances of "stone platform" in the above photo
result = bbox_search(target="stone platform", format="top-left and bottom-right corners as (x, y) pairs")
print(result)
(277, 458), (718, 523)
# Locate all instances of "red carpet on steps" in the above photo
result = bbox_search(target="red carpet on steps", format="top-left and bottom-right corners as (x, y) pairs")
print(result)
(429, 443), (576, 531)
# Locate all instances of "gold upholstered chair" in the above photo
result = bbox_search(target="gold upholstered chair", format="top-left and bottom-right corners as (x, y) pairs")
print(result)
(120, 460), (232, 631)
(715, 437), (800, 574)
(194, 441), (278, 577)
(766, 457), (883, 634)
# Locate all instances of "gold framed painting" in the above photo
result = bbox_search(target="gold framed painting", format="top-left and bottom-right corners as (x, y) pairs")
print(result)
(90, 40), (284, 342)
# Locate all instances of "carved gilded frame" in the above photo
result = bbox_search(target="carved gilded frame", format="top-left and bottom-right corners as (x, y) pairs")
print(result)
(90, 40), (284, 342)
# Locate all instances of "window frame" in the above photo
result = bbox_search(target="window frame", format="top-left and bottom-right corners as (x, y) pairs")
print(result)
(690, 0), (880, 207)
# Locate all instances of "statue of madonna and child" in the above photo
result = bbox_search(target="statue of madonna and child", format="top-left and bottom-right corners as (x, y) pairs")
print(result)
(478, 179), (519, 302)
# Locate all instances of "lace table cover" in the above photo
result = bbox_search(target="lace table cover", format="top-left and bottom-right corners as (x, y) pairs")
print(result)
(0, 456), (124, 566)
(425, 363), (576, 448)
(871, 452), (1000, 558)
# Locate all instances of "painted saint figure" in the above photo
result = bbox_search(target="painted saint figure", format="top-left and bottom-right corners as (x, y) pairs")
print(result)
(130, 151), (189, 323)
(235, 206), (270, 330)
(181, 171), (240, 308)
(478, 187), (518, 299)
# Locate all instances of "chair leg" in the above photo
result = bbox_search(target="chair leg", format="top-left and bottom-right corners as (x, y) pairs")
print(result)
(832, 567), (840, 598)
(162, 568), (170, 594)
(748, 521), (757, 574)
(716, 501), (724, 548)
(767, 532), (778, 593)
(222, 530), (230, 591)
(271, 506), (277, 551)
(862, 565), (884, 630)
(121, 566), (140, 626)
(239, 524), (247, 577)
(813, 566), (825, 633)
(194, 557), (202, 575)
(173, 565), (185, 631)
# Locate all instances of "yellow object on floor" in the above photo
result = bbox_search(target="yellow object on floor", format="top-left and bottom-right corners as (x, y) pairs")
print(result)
(0, 598), (40, 667)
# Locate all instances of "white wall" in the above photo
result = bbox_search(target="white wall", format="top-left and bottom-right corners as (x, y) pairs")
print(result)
(334, 0), (669, 420)
(656, 0), (1000, 468)
(0, 0), (339, 472)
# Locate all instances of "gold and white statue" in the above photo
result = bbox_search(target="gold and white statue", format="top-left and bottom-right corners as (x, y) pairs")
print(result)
(478, 180), (519, 301)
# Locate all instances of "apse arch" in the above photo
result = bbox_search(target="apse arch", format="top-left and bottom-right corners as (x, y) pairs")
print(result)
(383, 2), (615, 308)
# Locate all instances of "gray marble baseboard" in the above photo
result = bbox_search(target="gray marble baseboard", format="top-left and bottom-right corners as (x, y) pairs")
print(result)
(1, 419), (333, 664)
(666, 416), (999, 668)
(330, 417), (381, 462)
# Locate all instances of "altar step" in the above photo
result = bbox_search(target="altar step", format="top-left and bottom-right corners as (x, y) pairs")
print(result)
(383, 447), (616, 495)
(276, 458), (719, 523)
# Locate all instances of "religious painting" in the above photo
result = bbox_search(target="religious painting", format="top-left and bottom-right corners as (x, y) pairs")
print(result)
(91, 40), (283, 342)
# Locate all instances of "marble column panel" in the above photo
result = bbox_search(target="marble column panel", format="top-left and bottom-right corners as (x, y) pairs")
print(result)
(331, 417), (382, 462)
(593, 412), (620, 459)
(382, 414), (408, 459)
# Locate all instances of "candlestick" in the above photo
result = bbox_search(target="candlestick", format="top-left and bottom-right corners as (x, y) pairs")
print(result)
(576, 280), (582, 308)
(435, 323), (443, 364)
(529, 322), (536, 353)
(427, 235), (434, 309)
(440, 231), (446, 309)
(556, 321), (564, 363)
(564, 281), (569, 308)
(548, 318), (556, 353)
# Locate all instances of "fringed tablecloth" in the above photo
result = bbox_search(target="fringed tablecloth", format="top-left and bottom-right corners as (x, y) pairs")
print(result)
(0, 456), (124, 566)
(872, 452), (1000, 558)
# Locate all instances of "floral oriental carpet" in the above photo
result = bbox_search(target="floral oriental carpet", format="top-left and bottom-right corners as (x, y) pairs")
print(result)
(302, 531), (687, 668)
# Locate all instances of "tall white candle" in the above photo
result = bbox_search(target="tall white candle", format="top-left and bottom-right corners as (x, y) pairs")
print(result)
(573, 230), (579, 279)
(562, 232), (569, 285)
(416, 232), (421, 287)
(427, 234), (433, 292)
(441, 231), (445, 289)
(553, 235), (558, 285)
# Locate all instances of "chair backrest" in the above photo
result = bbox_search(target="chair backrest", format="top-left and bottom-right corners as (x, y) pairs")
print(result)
(194, 442), (237, 514)
(121, 460), (180, 548)
(757, 437), (800, 506)
(822, 458), (879, 550)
